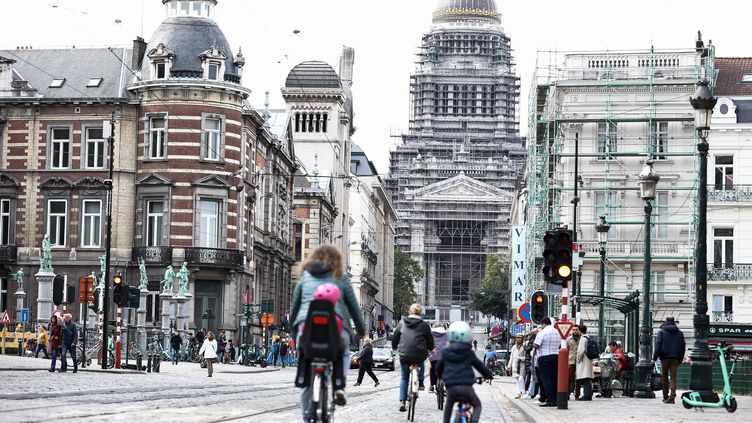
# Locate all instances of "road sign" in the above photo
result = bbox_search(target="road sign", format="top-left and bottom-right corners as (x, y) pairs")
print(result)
(20, 308), (29, 324)
(511, 324), (525, 336)
(260, 313), (274, 327)
(554, 321), (575, 340)
(0, 310), (11, 325)
(518, 302), (531, 323)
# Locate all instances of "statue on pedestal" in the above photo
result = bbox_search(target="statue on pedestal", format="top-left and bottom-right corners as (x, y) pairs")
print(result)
(13, 269), (24, 292)
(178, 262), (190, 296)
(40, 233), (53, 272)
(162, 265), (175, 295)
(138, 257), (148, 290)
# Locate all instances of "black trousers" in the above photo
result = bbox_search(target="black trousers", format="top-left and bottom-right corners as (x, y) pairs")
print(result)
(357, 362), (379, 384)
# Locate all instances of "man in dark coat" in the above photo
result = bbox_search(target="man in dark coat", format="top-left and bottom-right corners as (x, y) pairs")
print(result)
(354, 339), (379, 387)
(652, 316), (686, 404)
(60, 313), (79, 373)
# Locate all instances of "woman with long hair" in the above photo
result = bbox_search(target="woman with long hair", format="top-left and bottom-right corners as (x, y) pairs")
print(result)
(199, 330), (218, 377)
(48, 315), (61, 372)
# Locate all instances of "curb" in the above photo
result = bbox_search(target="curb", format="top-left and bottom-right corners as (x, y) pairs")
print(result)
(495, 379), (565, 423)
(0, 366), (282, 375)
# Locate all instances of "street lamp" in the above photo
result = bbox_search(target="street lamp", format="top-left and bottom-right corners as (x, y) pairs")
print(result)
(688, 80), (717, 397)
(595, 215), (611, 350)
(634, 159), (659, 398)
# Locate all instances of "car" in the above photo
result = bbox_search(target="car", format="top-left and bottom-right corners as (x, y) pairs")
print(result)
(495, 350), (511, 375)
(350, 347), (396, 371)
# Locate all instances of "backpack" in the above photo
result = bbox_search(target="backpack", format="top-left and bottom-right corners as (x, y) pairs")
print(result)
(585, 336), (599, 360)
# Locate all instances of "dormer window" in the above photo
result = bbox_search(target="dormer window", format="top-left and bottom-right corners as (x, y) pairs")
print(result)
(200, 44), (227, 81)
(155, 62), (166, 79)
(147, 43), (176, 81)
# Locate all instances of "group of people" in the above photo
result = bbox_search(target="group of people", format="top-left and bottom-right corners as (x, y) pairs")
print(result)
(43, 313), (79, 373)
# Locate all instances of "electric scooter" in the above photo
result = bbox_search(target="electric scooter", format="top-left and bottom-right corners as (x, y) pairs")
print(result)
(681, 341), (737, 413)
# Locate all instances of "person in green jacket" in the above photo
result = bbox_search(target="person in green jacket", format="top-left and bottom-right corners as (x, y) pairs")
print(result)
(290, 245), (365, 420)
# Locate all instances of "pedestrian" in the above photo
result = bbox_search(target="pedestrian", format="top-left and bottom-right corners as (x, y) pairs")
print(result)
(472, 339), (478, 350)
(271, 337), (280, 367)
(609, 340), (627, 379)
(59, 313), (78, 373)
(196, 328), (205, 345)
(533, 317), (559, 407)
(228, 339), (236, 363)
(279, 338), (289, 368)
(354, 338), (380, 387)
(217, 330), (226, 364)
(199, 330), (218, 377)
(575, 324), (594, 401)
(566, 325), (582, 399)
(170, 330), (182, 365)
(35, 325), (49, 359)
(428, 322), (448, 393)
(48, 315), (61, 372)
(392, 303), (434, 412)
(509, 334), (526, 398)
(652, 316), (686, 404)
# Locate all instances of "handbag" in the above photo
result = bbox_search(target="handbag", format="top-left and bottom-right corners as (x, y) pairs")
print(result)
(649, 363), (662, 391)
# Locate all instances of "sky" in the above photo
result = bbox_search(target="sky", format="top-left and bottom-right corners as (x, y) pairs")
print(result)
(2, 0), (751, 173)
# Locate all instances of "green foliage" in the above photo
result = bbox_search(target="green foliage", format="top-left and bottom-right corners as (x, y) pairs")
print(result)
(469, 254), (509, 319)
(394, 250), (422, 320)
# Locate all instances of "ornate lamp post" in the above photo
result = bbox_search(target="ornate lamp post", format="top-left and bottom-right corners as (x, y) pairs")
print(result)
(634, 160), (660, 398)
(688, 80), (717, 396)
(595, 215), (611, 349)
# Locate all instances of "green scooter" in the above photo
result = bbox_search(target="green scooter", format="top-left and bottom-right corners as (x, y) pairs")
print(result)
(681, 341), (737, 413)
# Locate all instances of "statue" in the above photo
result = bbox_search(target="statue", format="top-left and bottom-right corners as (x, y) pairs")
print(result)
(178, 262), (190, 295)
(138, 257), (148, 290)
(99, 255), (107, 286)
(162, 265), (175, 295)
(40, 233), (53, 272)
(89, 271), (100, 289)
(13, 269), (24, 291)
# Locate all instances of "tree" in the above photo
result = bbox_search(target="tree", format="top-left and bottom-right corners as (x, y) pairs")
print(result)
(469, 254), (509, 319)
(393, 250), (422, 320)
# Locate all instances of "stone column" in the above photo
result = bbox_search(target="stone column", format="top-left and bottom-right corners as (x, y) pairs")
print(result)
(35, 270), (55, 325)
(15, 288), (26, 323)
(160, 293), (173, 343)
(137, 287), (148, 353)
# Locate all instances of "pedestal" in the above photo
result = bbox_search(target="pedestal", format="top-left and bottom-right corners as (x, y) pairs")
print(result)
(137, 288), (148, 353)
(35, 271), (55, 325)
(175, 294), (191, 332)
(15, 290), (26, 323)
(160, 293), (174, 343)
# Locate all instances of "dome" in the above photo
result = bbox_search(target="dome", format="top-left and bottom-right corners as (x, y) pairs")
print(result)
(140, 16), (239, 81)
(433, 0), (501, 23)
(285, 61), (341, 89)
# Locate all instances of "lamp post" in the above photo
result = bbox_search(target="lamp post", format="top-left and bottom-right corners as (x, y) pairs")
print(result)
(688, 80), (717, 397)
(634, 159), (660, 398)
(595, 215), (611, 350)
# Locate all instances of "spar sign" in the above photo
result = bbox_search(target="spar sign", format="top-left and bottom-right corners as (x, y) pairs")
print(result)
(511, 226), (526, 313)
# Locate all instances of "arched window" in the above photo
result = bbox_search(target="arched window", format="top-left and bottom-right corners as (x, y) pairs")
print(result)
(322, 113), (328, 133)
(315, 114), (321, 132)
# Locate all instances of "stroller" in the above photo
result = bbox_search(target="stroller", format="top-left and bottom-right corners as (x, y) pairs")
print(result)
(595, 353), (622, 397)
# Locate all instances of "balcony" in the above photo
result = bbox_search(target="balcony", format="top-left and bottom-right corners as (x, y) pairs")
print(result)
(185, 247), (244, 268)
(707, 263), (752, 281)
(578, 240), (690, 258)
(712, 311), (734, 322)
(131, 246), (173, 265)
(708, 185), (752, 203)
(0, 245), (17, 264)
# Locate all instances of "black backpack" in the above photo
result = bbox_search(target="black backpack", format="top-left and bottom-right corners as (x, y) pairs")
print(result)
(585, 336), (600, 360)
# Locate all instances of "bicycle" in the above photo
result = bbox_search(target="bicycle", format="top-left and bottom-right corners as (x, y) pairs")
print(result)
(449, 377), (489, 423)
(406, 363), (420, 421)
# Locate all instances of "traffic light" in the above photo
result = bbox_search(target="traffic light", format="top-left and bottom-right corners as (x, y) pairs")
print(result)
(66, 285), (76, 304)
(127, 285), (140, 308)
(531, 290), (547, 324)
(89, 287), (101, 311)
(113, 274), (125, 306)
(52, 275), (65, 306)
(541, 228), (573, 285)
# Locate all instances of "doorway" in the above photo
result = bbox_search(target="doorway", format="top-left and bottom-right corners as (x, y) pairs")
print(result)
(194, 280), (222, 334)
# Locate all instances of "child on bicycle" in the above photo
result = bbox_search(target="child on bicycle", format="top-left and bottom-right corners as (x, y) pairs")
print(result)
(436, 321), (494, 423)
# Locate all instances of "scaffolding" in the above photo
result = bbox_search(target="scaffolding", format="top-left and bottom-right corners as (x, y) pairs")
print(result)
(525, 41), (717, 344)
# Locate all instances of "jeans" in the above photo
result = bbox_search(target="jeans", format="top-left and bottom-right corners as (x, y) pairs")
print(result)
(300, 330), (351, 421)
(443, 385), (481, 423)
(399, 362), (425, 402)
(660, 358), (681, 400)
(50, 348), (59, 370)
(579, 378), (593, 399)
(61, 343), (77, 371)
(172, 348), (180, 364)
(538, 354), (558, 405)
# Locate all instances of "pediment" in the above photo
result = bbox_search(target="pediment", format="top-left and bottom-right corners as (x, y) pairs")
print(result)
(191, 174), (230, 189)
(413, 174), (510, 201)
(136, 173), (174, 186)
(0, 172), (21, 189)
(147, 43), (175, 59)
(40, 177), (73, 190)
(75, 177), (107, 190)
(199, 44), (227, 61)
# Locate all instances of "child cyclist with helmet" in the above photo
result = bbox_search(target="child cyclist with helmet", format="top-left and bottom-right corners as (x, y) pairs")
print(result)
(436, 321), (494, 423)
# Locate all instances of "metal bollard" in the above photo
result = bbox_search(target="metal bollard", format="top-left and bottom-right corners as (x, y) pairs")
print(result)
(153, 353), (160, 373)
(147, 354), (152, 373)
(18, 340), (23, 357)
(136, 352), (143, 371)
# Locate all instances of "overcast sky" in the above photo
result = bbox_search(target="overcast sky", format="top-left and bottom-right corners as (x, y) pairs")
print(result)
(2, 0), (750, 173)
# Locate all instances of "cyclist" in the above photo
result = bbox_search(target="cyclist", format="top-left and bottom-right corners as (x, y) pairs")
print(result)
(428, 322), (448, 393)
(436, 321), (493, 423)
(392, 303), (434, 412)
(483, 345), (496, 374)
(291, 245), (365, 420)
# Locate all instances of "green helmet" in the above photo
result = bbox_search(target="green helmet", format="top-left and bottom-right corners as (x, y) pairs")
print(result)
(447, 321), (472, 343)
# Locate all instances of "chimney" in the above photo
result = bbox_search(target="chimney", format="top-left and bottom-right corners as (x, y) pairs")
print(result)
(132, 36), (148, 70)
(339, 46), (355, 88)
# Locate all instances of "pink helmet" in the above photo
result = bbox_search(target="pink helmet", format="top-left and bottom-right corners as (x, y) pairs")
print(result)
(313, 283), (341, 305)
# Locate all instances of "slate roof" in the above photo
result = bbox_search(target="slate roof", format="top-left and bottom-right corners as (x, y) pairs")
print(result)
(0, 48), (132, 99)
(285, 61), (341, 89)
(715, 57), (752, 96)
(350, 143), (378, 177)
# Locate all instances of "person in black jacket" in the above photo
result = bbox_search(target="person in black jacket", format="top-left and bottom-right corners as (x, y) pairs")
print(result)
(170, 330), (183, 365)
(436, 321), (493, 423)
(392, 303), (434, 412)
(354, 339), (379, 387)
(652, 316), (686, 404)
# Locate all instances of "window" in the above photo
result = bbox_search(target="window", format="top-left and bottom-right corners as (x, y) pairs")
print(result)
(655, 192), (668, 239)
(713, 228), (733, 269)
(179, 1), (189, 15)
(49, 78), (65, 88)
(47, 199), (67, 247)
(81, 200), (102, 247)
(198, 200), (219, 248)
(0, 199), (10, 244)
(146, 201), (164, 247)
(742, 74), (752, 83)
(86, 78), (103, 87)
(712, 295), (733, 322)
(85, 127), (105, 169)
(714, 156), (733, 190)
(595, 270), (615, 295)
(145, 280), (161, 323)
(50, 127), (71, 169)
(294, 112), (328, 133)
(597, 122), (617, 156)
(148, 116), (166, 159)
(293, 223), (303, 261)
(650, 121), (668, 159)
(155, 62), (166, 79)
(0, 278), (7, 319)
(202, 117), (222, 161)
(208, 62), (219, 80)
(653, 272), (665, 303)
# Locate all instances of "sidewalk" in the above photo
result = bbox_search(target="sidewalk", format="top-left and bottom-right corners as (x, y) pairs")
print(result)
(495, 376), (749, 423)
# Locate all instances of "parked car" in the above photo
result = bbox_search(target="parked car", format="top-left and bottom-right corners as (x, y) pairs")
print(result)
(495, 350), (511, 376)
(350, 347), (396, 371)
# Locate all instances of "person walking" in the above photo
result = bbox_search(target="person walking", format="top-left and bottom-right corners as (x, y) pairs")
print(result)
(652, 316), (686, 404)
(354, 338), (379, 387)
(271, 337), (280, 367)
(35, 325), (49, 359)
(48, 316), (61, 372)
(566, 325), (582, 399)
(279, 338), (289, 368)
(428, 322), (448, 393)
(199, 330), (218, 377)
(533, 317), (559, 407)
(170, 330), (182, 365)
(392, 303), (434, 412)
(472, 339), (478, 350)
(217, 330), (226, 364)
(509, 334), (526, 398)
(575, 324), (594, 401)
(59, 313), (78, 373)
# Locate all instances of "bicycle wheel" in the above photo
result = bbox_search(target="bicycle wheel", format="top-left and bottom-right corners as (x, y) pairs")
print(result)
(408, 392), (417, 422)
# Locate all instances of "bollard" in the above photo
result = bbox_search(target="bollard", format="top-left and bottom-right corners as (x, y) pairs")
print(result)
(147, 354), (152, 373)
(557, 346), (569, 409)
(136, 352), (143, 371)
(18, 339), (23, 356)
(153, 353), (160, 373)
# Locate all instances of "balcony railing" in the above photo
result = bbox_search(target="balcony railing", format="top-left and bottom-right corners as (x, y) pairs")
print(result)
(185, 247), (244, 268)
(707, 263), (752, 281)
(0, 245), (18, 263)
(131, 246), (173, 265)
(578, 240), (690, 257)
(712, 311), (734, 322)
(708, 185), (752, 203)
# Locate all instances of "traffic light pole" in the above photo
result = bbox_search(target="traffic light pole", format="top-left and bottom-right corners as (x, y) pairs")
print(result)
(571, 132), (580, 321)
(101, 114), (115, 370)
